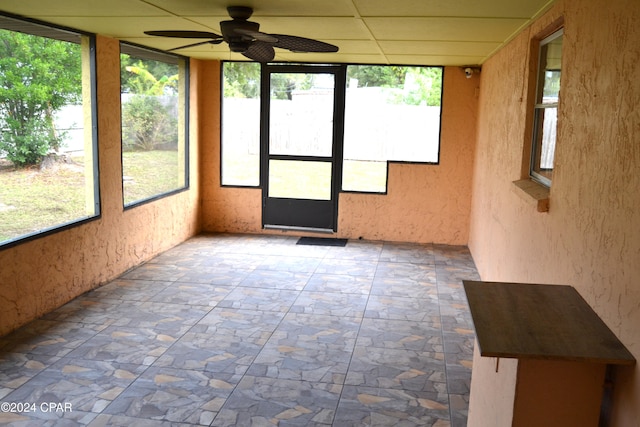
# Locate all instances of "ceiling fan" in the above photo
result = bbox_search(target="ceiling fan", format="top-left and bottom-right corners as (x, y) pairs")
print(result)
(144, 6), (339, 62)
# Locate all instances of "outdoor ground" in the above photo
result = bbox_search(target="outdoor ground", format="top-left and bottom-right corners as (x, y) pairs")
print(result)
(0, 151), (178, 243)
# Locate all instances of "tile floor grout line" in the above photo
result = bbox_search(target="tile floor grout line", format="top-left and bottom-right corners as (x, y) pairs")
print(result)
(322, 237), (377, 427)
(433, 252), (457, 425)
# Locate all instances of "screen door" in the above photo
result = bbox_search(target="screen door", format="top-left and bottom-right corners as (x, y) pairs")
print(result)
(262, 65), (344, 231)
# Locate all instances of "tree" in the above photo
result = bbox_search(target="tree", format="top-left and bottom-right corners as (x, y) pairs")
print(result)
(120, 56), (179, 151)
(348, 65), (442, 106)
(222, 61), (260, 99)
(347, 65), (407, 88)
(121, 57), (179, 96)
(270, 73), (315, 100)
(222, 62), (442, 106)
(0, 30), (81, 166)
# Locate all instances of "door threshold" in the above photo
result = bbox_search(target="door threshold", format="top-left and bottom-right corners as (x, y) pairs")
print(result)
(264, 225), (335, 234)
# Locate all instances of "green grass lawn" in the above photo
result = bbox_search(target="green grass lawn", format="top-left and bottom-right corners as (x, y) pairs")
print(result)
(0, 150), (180, 243)
(122, 150), (181, 205)
(1, 149), (384, 243)
(0, 160), (88, 242)
(222, 152), (387, 194)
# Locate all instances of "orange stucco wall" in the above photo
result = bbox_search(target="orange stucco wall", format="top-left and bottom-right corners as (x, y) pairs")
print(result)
(0, 36), (201, 336)
(201, 65), (478, 245)
(197, 61), (265, 234)
(468, 0), (640, 424)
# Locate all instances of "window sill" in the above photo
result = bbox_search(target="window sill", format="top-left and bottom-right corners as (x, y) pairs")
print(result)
(512, 179), (549, 212)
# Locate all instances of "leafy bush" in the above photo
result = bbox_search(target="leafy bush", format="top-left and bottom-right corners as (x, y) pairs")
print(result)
(0, 116), (63, 166)
(121, 95), (178, 151)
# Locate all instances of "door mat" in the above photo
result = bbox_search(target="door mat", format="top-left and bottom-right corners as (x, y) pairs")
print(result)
(296, 237), (348, 247)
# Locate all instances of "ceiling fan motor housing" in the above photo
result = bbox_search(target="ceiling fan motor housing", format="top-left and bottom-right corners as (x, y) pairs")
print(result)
(220, 19), (259, 52)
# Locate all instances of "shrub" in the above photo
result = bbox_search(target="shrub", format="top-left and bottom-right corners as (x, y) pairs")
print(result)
(121, 95), (177, 151)
(0, 116), (64, 166)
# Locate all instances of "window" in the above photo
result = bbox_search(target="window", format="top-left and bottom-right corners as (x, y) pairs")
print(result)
(0, 14), (99, 247)
(343, 65), (442, 193)
(221, 61), (261, 186)
(530, 29), (562, 187)
(120, 44), (189, 206)
(219, 63), (443, 193)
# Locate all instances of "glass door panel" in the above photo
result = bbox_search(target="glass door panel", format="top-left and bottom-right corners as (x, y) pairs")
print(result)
(268, 73), (335, 157)
(268, 160), (332, 200)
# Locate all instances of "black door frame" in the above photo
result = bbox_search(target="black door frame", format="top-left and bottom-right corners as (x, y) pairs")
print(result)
(261, 63), (346, 232)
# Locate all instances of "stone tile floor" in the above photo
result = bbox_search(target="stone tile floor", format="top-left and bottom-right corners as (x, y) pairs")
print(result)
(0, 234), (479, 426)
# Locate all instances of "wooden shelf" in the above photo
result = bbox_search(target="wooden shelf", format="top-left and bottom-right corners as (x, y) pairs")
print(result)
(463, 281), (635, 365)
(512, 179), (549, 212)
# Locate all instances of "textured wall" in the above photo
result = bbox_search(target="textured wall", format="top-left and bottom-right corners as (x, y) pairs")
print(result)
(0, 36), (201, 336)
(197, 61), (265, 234)
(468, 0), (640, 423)
(202, 66), (478, 245)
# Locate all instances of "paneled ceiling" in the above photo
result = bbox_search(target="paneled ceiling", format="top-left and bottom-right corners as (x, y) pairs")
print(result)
(0, 0), (554, 65)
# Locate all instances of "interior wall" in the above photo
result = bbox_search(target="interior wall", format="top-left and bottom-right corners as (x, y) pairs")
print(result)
(197, 61), (265, 234)
(467, 0), (640, 424)
(202, 65), (478, 245)
(0, 36), (201, 337)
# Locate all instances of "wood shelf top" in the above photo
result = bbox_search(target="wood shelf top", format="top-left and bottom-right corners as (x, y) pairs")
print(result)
(463, 281), (636, 365)
(512, 179), (550, 212)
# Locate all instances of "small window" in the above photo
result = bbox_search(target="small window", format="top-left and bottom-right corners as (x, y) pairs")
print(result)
(343, 65), (443, 193)
(120, 44), (189, 206)
(530, 29), (562, 187)
(0, 14), (99, 247)
(221, 61), (261, 187)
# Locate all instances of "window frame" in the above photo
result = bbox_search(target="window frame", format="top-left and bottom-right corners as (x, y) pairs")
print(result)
(119, 42), (190, 208)
(342, 64), (443, 194)
(529, 28), (563, 188)
(0, 12), (100, 250)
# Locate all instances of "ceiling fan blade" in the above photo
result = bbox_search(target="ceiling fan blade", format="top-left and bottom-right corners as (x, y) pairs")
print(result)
(242, 41), (275, 62)
(145, 30), (223, 40)
(270, 34), (339, 53)
(233, 28), (278, 43)
(167, 40), (222, 52)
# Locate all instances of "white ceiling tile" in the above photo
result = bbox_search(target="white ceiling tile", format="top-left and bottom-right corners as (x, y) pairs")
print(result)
(0, 0), (168, 17)
(385, 54), (487, 66)
(36, 17), (216, 38)
(328, 40), (382, 54)
(276, 52), (389, 64)
(0, 0), (556, 65)
(145, 0), (355, 17)
(353, 0), (554, 18)
(379, 40), (500, 56)
(186, 16), (371, 40)
(364, 17), (529, 42)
